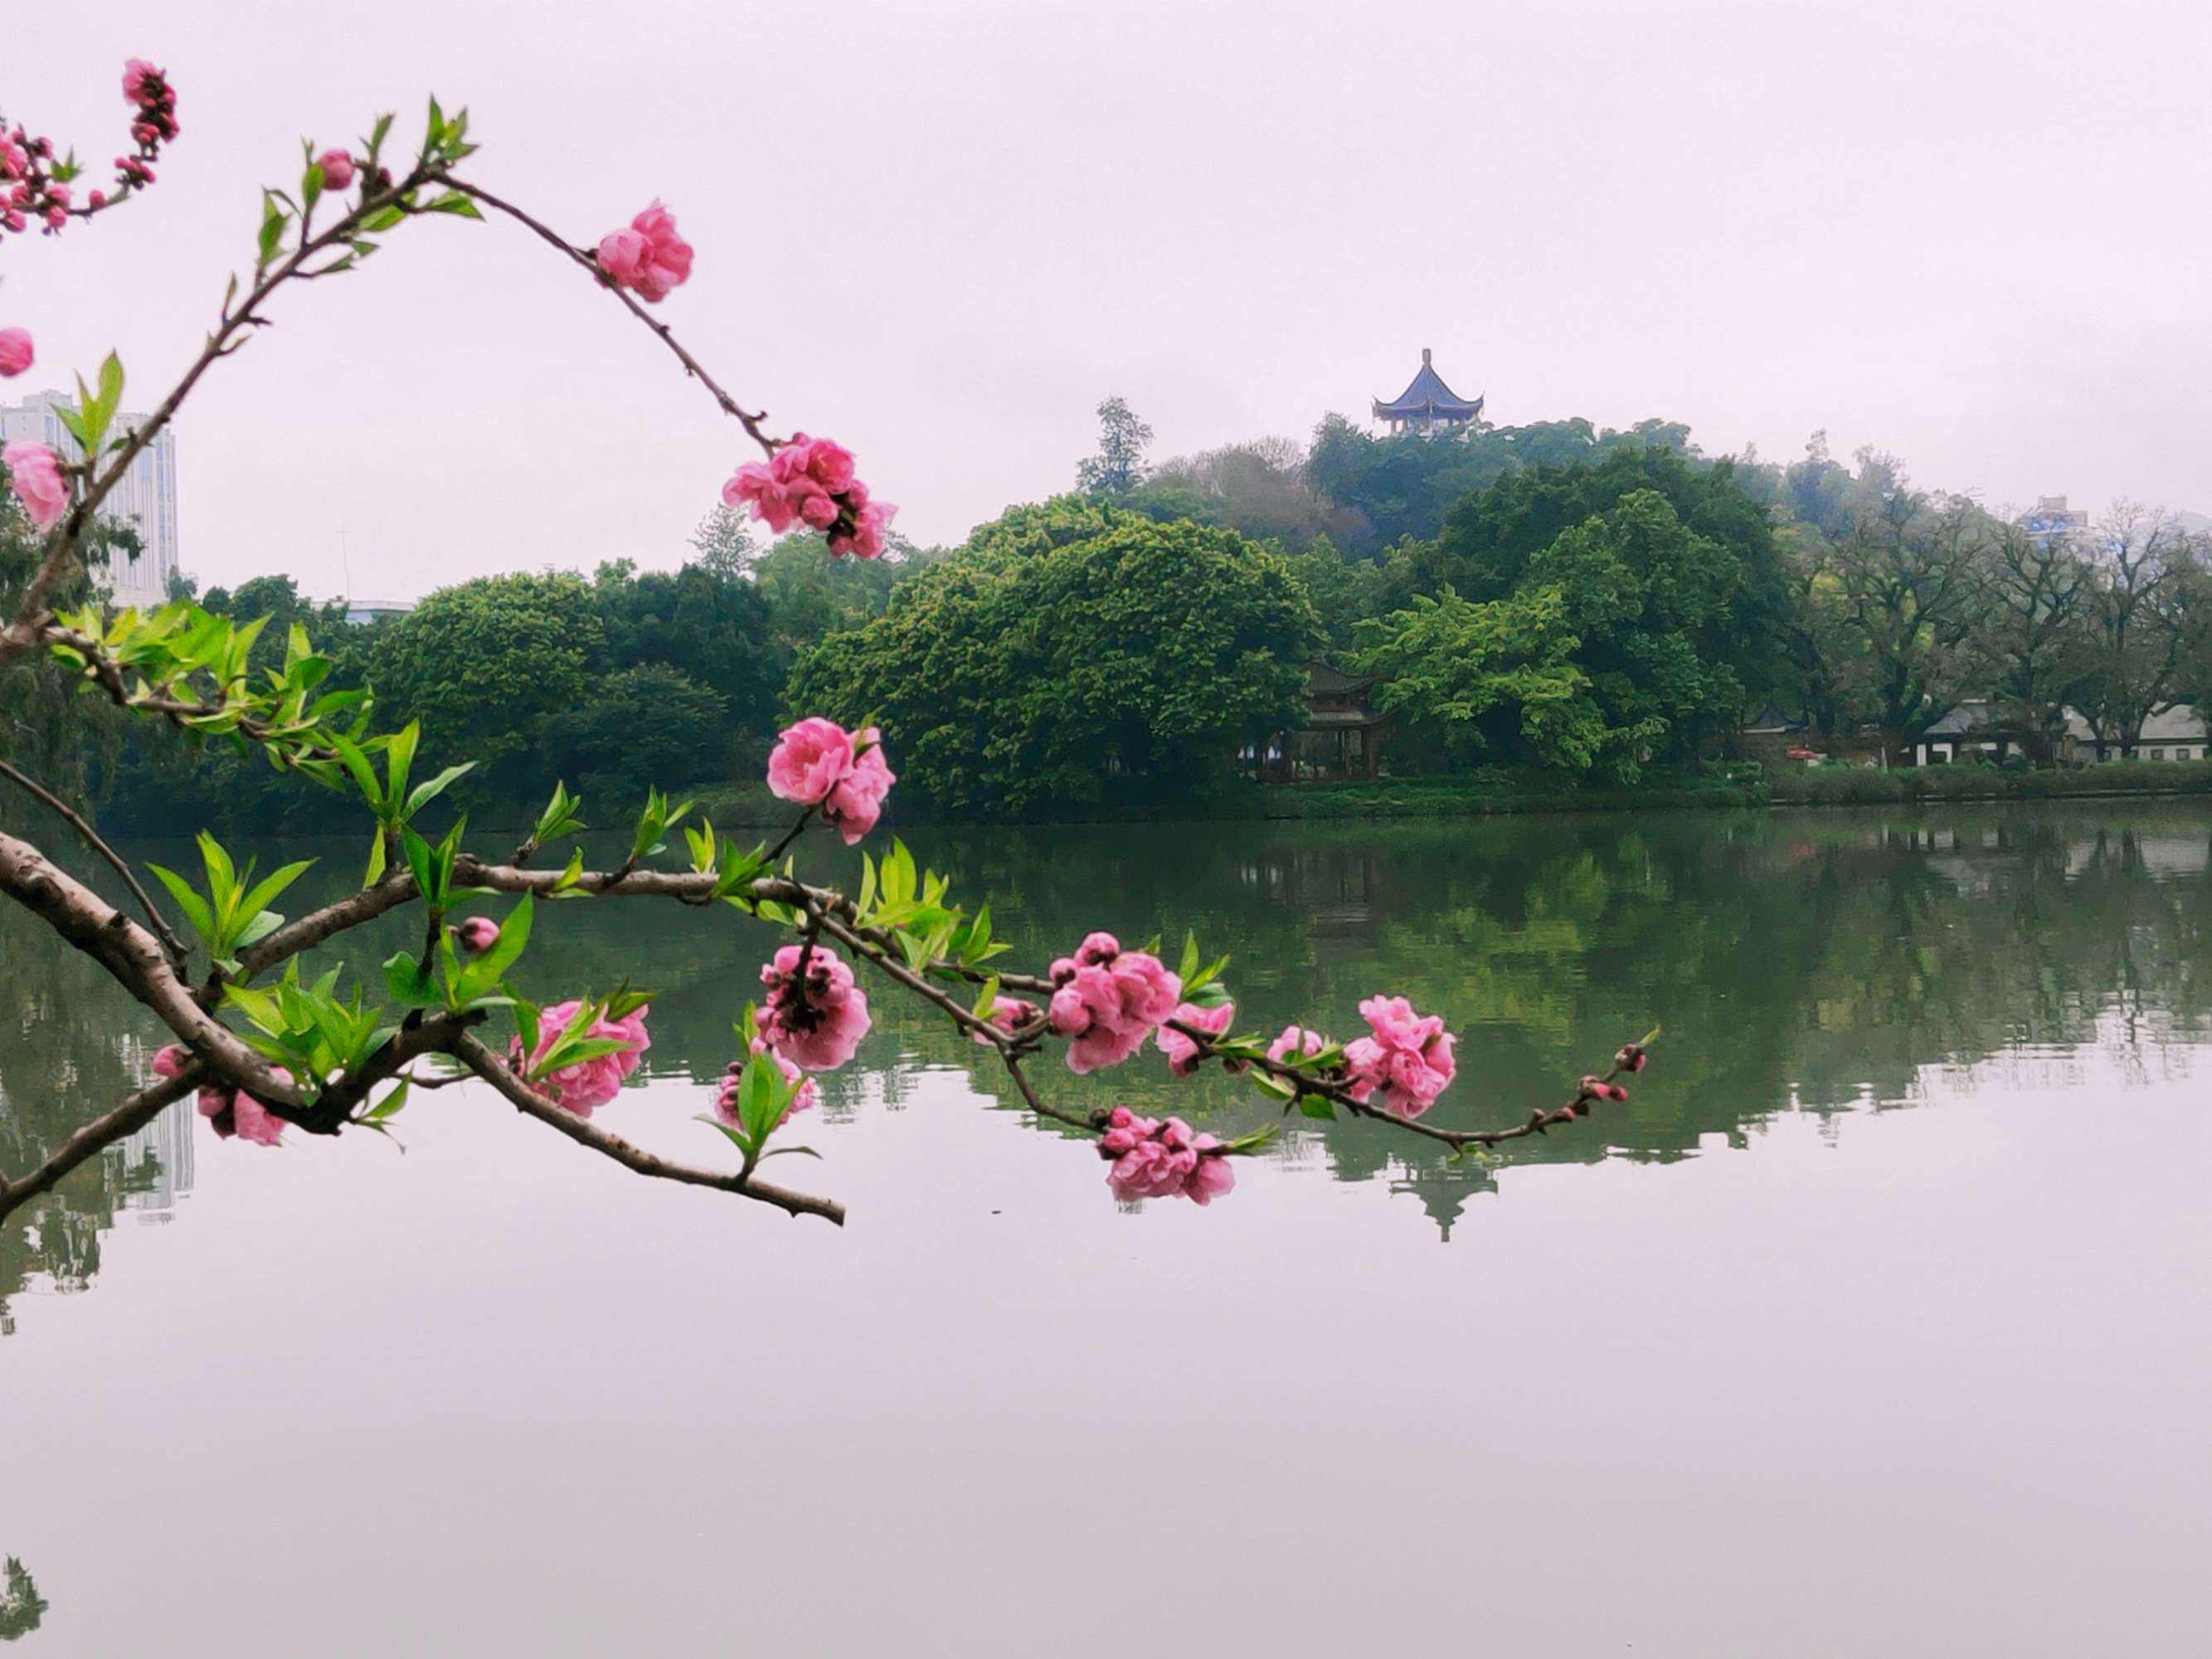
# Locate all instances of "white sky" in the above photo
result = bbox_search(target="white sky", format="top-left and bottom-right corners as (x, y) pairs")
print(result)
(9, 0), (2210, 598)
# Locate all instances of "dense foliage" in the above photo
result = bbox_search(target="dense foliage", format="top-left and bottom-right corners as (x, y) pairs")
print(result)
(790, 505), (1315, 815)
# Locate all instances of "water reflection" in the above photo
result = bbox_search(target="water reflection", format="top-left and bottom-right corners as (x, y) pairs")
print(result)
(2, 803), (2205, 1314)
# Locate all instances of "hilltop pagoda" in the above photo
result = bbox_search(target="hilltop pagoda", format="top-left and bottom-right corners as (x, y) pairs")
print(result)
(1372, 348), (1483, 437)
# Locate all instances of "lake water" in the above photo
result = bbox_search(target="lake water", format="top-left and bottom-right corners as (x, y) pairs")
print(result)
(3, 805), (2209, 1656)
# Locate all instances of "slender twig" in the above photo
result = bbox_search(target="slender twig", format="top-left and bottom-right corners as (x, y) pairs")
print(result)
(1, 166), (435, 663)
(451, 1034), (842, 1224)
(0, 756), (189, 969)
(764, 806), (814, 865)
(999, 1055), (1098, 1132)
(432, 173), (782, 459)
(0, 1067), (202, 1224)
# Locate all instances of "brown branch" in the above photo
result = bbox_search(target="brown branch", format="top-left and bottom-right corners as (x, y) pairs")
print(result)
(0, 756), (190, 970)
(0, 164), (435, 664)
(0, 829), (308, 1107)
(231, 873), (420, 985)
(433, 173), (781, 459)
(0, 1066), (202, 1224)
(450, 1034), (843, 1224)
(998, 1055), (1099, 1133)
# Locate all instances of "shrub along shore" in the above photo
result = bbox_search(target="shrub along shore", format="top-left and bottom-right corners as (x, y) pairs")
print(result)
(690, 761), (2212, 831)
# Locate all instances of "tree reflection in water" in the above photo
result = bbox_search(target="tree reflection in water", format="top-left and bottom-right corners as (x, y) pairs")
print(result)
(3, 804), (2205, 1310)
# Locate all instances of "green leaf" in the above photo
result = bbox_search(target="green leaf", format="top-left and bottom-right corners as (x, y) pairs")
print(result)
(401, 828), (440, 909)
(363, 832), (388, 890)
(382, 951), (440, 1009)
(425, 191), (483, 219)
(404, 761), (474, 822)
(328, 730), (386, 815)
(233, 909), (285, 951)
(256, 190), (289, 265)
(145, 863), (215, 945)
(366, 1079), (411, 1121)
(234, 859), (314, 927)
(1296, 1096), (1337, 1121)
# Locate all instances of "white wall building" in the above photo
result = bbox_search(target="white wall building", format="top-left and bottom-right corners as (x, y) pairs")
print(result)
(2, 390), (179, 609)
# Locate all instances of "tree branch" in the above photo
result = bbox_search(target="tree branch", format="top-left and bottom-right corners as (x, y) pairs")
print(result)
(0, 829), (309, 1107)
(0, 756), (190, 970)
(450, 1033), (843, 1224)
(0, 1067), (202, 1224)
(433, 173), (781, 459)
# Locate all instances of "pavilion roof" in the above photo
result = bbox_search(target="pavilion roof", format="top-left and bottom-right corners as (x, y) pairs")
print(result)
(1373, 349), (1484, 418)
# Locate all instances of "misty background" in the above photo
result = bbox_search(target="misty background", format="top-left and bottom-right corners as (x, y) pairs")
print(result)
(8, 0), (2209, 597)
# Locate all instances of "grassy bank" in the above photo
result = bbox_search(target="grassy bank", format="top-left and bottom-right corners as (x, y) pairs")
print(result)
(1259, 761), (2212, 820)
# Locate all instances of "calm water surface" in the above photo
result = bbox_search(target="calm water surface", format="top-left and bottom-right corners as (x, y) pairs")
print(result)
(3, 805), (2209, 1656)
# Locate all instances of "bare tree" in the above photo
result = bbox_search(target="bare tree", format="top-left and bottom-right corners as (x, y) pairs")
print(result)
(2073, 504), (2207, 759)
(1965, 514), (2097, 764)
(1821, 454), (1986, 760)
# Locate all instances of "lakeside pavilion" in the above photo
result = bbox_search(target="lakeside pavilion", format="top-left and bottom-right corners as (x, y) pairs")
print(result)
(1372, 348), (1485, 437)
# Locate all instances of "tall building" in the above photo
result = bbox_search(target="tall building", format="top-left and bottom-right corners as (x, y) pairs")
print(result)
(2, 390), (179, 608)
(1371, 348), (1485, 438)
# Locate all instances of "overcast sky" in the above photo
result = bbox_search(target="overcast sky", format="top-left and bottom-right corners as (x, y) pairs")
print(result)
(10, 0), (2210, 597)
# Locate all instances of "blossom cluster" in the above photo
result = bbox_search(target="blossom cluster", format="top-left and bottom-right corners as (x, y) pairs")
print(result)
(1, 124), (70, 235)
(723, 434), (896, 559)
(509, 1000), (653, 1117)
(757, 944), (872, 1071)
(765, 717), (897, 845)
(153, 1044), (286, 1147)
(596, 200), (693, 303)
(1341, 995), (1457, 1119)
(1098, 1108), (1235, 1205)
(1565, 1073), (1630, 1117)
(4, 440), (67, 533)
(1, 59), (178, 240)
(715, 1038), (819, 1127)
(119, 58), (181, 185)
(1157, 998), (1235, 1078)
(1255, 1001), (1456, 1121)
(1047, 933), (1182, 1074)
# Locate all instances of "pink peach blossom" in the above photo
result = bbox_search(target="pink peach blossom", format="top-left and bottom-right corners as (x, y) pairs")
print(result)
(509, 999), (653, 1116)
(0, 328), (32, 377)
(317, 148), (355, 190)
(197, 1066), (294, 1147)
(1266, 1025), (1328, 1065)
(758, 945), (872, 1071)
(1342, 994), (1456, 1119)
(1046, 937), (1181, 1074)
(1099, 1109), (1235, 1205)
(150, 1043), (190, 1078)
(122, 59), (163, 103)
(822, 730), (895, 845)
(766, 716), (854, 806)
(971, 995), (1040, 1046)
(596, 199), (693, 302)
(1157, 999), (1234, 1078)
(4, 440), (67, 532)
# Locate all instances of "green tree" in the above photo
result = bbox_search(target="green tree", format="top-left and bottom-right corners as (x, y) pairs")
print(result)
(369, 572), (604, 798)
(790, 512), (1316, 814)
(560, 662), (730, 795)
(1355, 585), (1649, 775)
(1073, 395), (1154, 496)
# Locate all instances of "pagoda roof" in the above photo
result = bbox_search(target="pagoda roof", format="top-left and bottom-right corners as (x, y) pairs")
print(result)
(1373, 349), (1484, 418)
